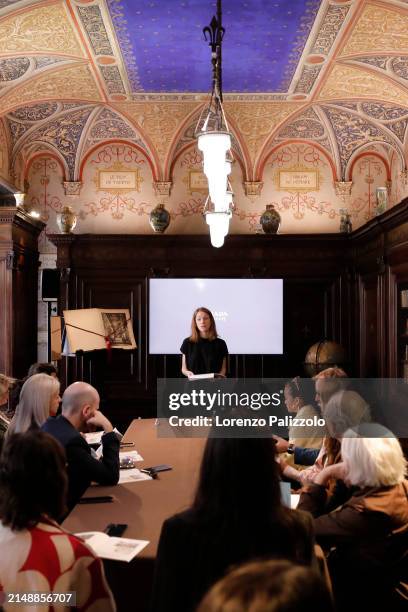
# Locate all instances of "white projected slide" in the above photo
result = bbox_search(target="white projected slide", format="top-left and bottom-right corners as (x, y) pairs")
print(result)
(149, 278), (283, 355)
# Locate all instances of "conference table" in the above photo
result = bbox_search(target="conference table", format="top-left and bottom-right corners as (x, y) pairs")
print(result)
(63, 419), (207, 611)
(63, 419), (327, 611)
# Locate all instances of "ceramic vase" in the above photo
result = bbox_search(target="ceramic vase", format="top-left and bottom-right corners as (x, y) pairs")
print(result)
(260, 204), (281, 234)
(56, 206), (77, 233)
(150, 203), (170, 233)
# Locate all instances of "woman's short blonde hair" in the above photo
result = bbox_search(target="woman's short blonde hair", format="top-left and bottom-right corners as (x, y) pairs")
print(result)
(7, 373), (60, 437)
(341, 424), (407, 487)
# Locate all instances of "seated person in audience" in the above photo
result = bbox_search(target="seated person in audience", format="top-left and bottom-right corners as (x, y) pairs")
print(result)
(27, 362), (58, 378)
(6, 373), (61, 439)
(0, 374), (14, 452)
(9, 362), (58, 417)
(283, 376), (324, 460)
(273, 367), (348, 466)
(298, 424), (408, 610)
(151, 436), (316, 612)
(42, 382), (120, 511)
(197, 559), (334, 612)
(283, 389), (371, 485)
(0, 431), (115, 612)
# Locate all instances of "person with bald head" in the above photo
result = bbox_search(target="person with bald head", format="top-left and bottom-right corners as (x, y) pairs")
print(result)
(42, 381), (119, 512)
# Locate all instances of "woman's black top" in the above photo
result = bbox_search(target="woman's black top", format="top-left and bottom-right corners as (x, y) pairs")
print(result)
(180, 337), (228, 374)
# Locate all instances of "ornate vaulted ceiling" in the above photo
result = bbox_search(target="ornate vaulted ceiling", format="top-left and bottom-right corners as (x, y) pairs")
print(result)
(0, 0), (408, 184)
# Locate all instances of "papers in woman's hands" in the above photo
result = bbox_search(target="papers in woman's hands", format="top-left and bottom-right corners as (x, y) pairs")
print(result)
(188, 373), (224, 380)
(77, 532), (149, 562)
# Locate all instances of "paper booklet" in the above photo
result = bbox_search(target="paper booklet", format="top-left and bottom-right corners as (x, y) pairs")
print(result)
(118, 468), (152, 484)
(63, 308), (137, 354)
(76, 532), (149, 562)
(188, 373), (224, 380)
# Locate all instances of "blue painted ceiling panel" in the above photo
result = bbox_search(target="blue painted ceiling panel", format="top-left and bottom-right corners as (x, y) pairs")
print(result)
(107, 0), (322, 93)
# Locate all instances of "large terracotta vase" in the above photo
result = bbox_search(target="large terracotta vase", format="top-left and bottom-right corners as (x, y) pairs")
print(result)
(150, 203), (170, 233)
(56, 206), (77, 233)
(260, 204), (281, 234)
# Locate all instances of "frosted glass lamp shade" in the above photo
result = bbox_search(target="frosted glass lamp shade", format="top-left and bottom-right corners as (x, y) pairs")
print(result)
(206, 211), (231, 248)
(198, 132), (231, 206)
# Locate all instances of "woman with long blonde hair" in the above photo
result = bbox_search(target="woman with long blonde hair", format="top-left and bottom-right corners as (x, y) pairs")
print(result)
(6, 373), (60, 438)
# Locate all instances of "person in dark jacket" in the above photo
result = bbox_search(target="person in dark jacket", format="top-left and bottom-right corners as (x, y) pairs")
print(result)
(152, 436), (316, 612)
(298, 424), (408, 611)
(42, 381), (119, 512)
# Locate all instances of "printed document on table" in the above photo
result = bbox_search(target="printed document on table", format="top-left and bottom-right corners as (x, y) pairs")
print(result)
(77, 532), (149, 562)
(119, 468), (152, 484)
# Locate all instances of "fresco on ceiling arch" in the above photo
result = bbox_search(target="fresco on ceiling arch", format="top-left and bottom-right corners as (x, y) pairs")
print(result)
(106, 0), (322, 93)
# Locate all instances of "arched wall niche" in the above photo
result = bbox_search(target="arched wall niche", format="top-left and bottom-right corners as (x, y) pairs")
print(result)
(348, 150), (391, 226)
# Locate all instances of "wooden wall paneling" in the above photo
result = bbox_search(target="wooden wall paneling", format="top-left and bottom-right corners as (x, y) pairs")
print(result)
(12, 241), (39, 377)
(377, 267), (387, 377)
(386, 269), (398, 377)
(0, 251), (12, 375)
(0, 208), (43, 377)
(358, 274), (380, 377)
(283, 279), (333, 377)
(384, 213), (408, 377)
(48, 233), (348, 425)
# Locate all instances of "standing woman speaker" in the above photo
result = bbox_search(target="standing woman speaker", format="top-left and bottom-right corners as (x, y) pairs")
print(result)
(180, 307), (228, 378)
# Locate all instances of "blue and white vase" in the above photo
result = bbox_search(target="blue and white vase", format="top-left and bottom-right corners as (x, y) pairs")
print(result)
(150, 203), (170, 233)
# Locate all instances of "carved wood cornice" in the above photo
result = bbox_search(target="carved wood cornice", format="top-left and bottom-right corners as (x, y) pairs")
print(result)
(0, 207), (45, 234)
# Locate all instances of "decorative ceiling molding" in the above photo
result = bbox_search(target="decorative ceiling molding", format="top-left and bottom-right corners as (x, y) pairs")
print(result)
(105, 0), (141, 92)
(344, 55), (408, 90)
(0, 2), (85, 56)
(340, 3), (408, 57)
(76, 3), (114, 56)
(289, 1), (354, 98)
(254, 103), (340, 179)
(311, 3), (351, 56)
(0, 62), (102, 113)
(79, 106), (150, 163)
(113, 100), (200, 168)
(224, 102), (303, 166)
(320, 104), (403, 178)
(18, 105), (94, 179)
(321, 100), (408, 144)
(0, 55), (75, 95)
(7, 102), (95, 155)
(318, 63), (408, 106)
(0, 0), (408, 206)
(273, 106), (334, 159)
(294, 65), (323, 95)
